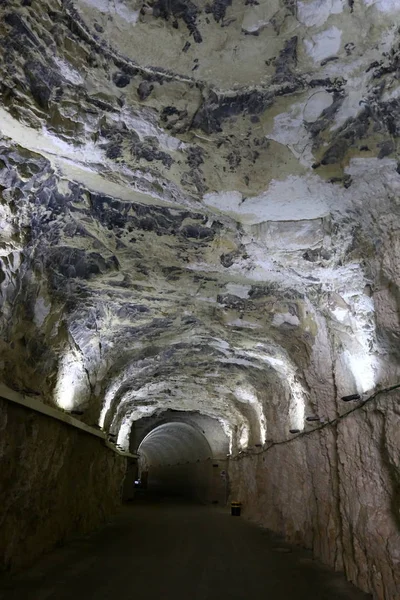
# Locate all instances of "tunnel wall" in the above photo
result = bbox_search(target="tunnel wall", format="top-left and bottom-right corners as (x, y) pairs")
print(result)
(228, 390), (400, 600)
(0, 397), (127, 572)
(148, 459), (228, 504)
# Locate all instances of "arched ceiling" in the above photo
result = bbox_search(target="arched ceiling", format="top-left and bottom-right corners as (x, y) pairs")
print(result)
(1, 0), (400, 454)
(130, 409), (231, 457)
(139, 422), (212, 466)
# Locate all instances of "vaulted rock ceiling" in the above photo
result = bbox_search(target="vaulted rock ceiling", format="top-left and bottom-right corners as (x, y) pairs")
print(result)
(1, 0), (400, 454)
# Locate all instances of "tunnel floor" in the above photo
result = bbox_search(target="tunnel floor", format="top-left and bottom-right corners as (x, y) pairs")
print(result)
(0, 498), (370, 600)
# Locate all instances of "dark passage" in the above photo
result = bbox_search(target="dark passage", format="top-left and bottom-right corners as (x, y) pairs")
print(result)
(0, 501), (370, 600)
(138, 422), (213, 501)
(135, 416), (229, 504)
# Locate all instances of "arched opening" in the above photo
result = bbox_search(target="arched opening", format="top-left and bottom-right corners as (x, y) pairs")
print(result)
(138, 421), (228, 503)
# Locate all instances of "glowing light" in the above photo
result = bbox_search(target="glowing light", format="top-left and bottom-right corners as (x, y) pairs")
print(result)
(287, 374), (306, 431)
(99, 363), (144, 429)
(115, 404), (158, 450)
(258, 408), (267, 445)
(235, 385), (267, 445)
(99, 384), (116, 429)
(332, 292), (378, 395)
(219, 418), (233, 454)
(239, 423), (249, 449)
(117, 418), (132, 450)
(54, 350), (89, 411)
(243, 350), (306, 432)
(344, 350), (376, 394)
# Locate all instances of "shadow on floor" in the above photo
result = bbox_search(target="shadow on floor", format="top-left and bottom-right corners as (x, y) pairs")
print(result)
(0, 497), (371, 600)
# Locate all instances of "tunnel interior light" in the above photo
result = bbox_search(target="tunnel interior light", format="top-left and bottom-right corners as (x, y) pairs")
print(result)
(250, 351), (306, 433)
(345, 351), (376, 394)
(341, 393), (361, 402)
(234, 385), (267, 445)
(239, 423), (250, 449)
(306, 416), (320, 422)
(117, 419), (133, 450)
(99, 400), (110, 429)
(54, 350), (89, 411)
(289, 429), (300, 434)
(219, 418), (234, 454)
(288, 375), (306, 432)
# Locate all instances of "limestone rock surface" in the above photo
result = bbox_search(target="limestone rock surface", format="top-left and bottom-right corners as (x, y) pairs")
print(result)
(1, 0), (400, 596)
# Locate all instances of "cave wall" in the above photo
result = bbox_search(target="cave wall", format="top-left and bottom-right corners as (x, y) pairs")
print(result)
(0, 0), (400, 595)
(0, 397), (127, 572)
(228, 389), (400, 600)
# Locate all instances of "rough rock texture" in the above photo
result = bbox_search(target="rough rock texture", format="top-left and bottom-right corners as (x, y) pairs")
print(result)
(0, 0), (400, 596)
(229, 389), (400, 600)
(0, 398), (126, 571)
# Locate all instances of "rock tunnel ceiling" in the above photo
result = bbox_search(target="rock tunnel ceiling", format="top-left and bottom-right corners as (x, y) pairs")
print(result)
(1, 0), (400, 454)
(138, 422), (212, 466)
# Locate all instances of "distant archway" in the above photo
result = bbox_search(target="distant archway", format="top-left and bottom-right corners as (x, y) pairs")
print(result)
(138, 421), (227, 503)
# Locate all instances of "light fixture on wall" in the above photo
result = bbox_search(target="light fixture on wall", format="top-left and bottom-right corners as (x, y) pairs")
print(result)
(289, 429), (300, 434)
(341, 393), (361, 402)
(306, 416), (320, 422)
(55, 350), (89, 411)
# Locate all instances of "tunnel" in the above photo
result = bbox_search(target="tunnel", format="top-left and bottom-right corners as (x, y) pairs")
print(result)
(138, 422), (213, 499)
(133, 411), (230, 503)
(1, 0), (400, 598)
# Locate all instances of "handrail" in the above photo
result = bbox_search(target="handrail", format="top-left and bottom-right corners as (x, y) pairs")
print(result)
(230, 382), (400, 461)
(0, 383), (138, 459)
